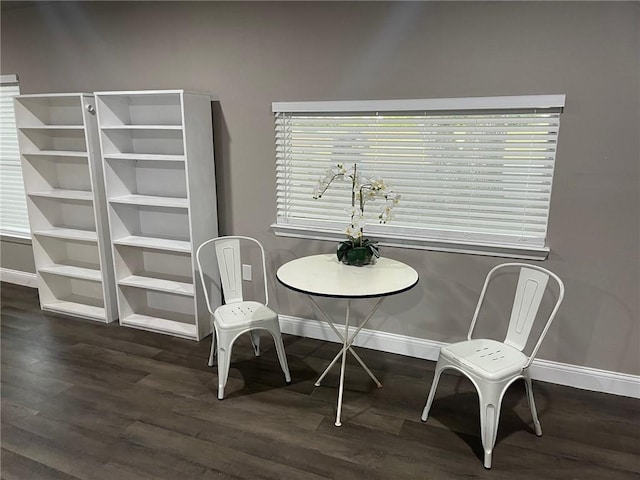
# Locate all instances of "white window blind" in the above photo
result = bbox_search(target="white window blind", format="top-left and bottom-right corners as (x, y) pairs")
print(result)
(0, 75), (29, 237)
(273, 95), (565, 259)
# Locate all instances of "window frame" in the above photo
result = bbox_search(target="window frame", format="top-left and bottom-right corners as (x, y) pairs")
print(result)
(0, 74), (30, 241)
(272, 94), (565, 260)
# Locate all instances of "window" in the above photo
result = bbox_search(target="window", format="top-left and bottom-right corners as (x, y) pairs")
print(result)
(272, 95), (565, 260)
(0, 74), (29, 238)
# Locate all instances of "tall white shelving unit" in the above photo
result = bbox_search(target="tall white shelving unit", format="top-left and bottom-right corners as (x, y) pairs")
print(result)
(95, 90), (219, 341)
(14, 93), (118, 322)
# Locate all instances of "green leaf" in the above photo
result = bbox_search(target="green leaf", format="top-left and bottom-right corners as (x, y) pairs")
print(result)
(336, 241), (350, 261)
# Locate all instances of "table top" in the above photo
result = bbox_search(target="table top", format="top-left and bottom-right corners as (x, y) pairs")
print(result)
(276, 254), (419, 299)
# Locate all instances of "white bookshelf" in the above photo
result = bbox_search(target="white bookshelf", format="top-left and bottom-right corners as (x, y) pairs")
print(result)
(95, 90), (219, 341)
(14, 93), (118, 323)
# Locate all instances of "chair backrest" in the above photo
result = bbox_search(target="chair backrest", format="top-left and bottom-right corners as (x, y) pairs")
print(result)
(468, 262), (564, 367)
(196, 236), (270, 314)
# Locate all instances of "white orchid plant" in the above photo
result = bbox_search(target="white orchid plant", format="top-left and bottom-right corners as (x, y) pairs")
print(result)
(313, 163), (400, 263)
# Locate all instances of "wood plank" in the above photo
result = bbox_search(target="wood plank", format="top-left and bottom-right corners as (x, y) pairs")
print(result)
(122, 421), (330, 480)
(1, 423), (106, 479)
(1, 449), (79, 480)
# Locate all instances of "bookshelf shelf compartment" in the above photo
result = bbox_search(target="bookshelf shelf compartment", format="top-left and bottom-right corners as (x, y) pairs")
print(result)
(114, 244), (193, 286)
(29, 196), (97, 232)
(109, 203), (190, 243)
(100, 128), (184, 156)
(35, 236), (102, 271)
(18, 128), (88, 154)
(22, 154), (91, 193)
(97, 92), (183, 127)
(13, 94), (85, 127)
(118, 286), (198, 340)
(39, 273), (107, 322)
(104, 156), (187, 200)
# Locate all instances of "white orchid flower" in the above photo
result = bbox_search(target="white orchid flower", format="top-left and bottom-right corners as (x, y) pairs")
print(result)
(369, 178), (386, 191)
(313, 162), (400, 237)
(379, 204), (394, 223)
(354, 216), (367, 230)
(345, 225), (363, 239)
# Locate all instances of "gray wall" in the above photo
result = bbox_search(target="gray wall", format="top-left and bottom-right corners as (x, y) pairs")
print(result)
(1, 1), (638, 375)
(0, 238), (35, 273)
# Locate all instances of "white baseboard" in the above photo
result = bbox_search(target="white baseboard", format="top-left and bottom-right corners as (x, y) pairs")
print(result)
(0, 268), (37, 288)
(279, 314), (640, 399)
(529, 359), (640, 399)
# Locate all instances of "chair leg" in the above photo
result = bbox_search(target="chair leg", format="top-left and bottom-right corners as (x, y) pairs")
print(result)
(216, 345), (231, 400)
(216, 330), (234, 400)
(524, 371), (543, 436)
(208, 329), (216, 367)
(421, 362), (444, 422)
(272, 332), (291, 383)
(249, 330), (261, 357)
(478, 386), (503, 469)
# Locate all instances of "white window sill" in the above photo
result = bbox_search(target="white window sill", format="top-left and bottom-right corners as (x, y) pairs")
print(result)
(0, 232), (32, 245)
(271, 224), (550, 261)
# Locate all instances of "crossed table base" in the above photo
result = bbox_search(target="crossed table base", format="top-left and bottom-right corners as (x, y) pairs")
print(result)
(276, 254), (419, 427)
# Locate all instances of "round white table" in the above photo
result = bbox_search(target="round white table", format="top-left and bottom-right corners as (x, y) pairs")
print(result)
(277, 254), (419, 426)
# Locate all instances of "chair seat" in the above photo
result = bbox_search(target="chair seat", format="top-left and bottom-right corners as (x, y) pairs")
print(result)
(214, 301), (278, 328)
(441, 339), (527, 382)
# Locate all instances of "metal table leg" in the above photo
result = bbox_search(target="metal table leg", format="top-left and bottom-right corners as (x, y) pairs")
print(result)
(307, 295), (386, 426)
(334, 300), (350, 426)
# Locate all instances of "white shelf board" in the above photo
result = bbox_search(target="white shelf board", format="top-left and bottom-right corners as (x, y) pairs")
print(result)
(16, 92), (91, 98)
(118, 275), (194, 296)
(19, 125), (85, 131)
(113, 235), (191, 253)
(39, 264), (103, 282)
(109, 194), (188, 209)
(23, 151), (89, 158)
(28, 189), (94, 201)
(100, 125), (183, 130)
(42, 300), (106, 321)
(120, 314), (197, 339)
(95, 89), (190, 96)
(21, 149), (87, 157)
(32, 227), (98, 242)
(103, 153), (185, 162)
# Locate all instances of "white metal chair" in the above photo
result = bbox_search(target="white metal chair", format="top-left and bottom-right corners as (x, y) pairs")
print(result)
(196, 236), (291, 400)
(421, 263), (564, 469)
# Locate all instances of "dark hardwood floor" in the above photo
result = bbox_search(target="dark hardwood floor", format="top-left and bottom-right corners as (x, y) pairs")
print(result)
(1, 282), (639, 479)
